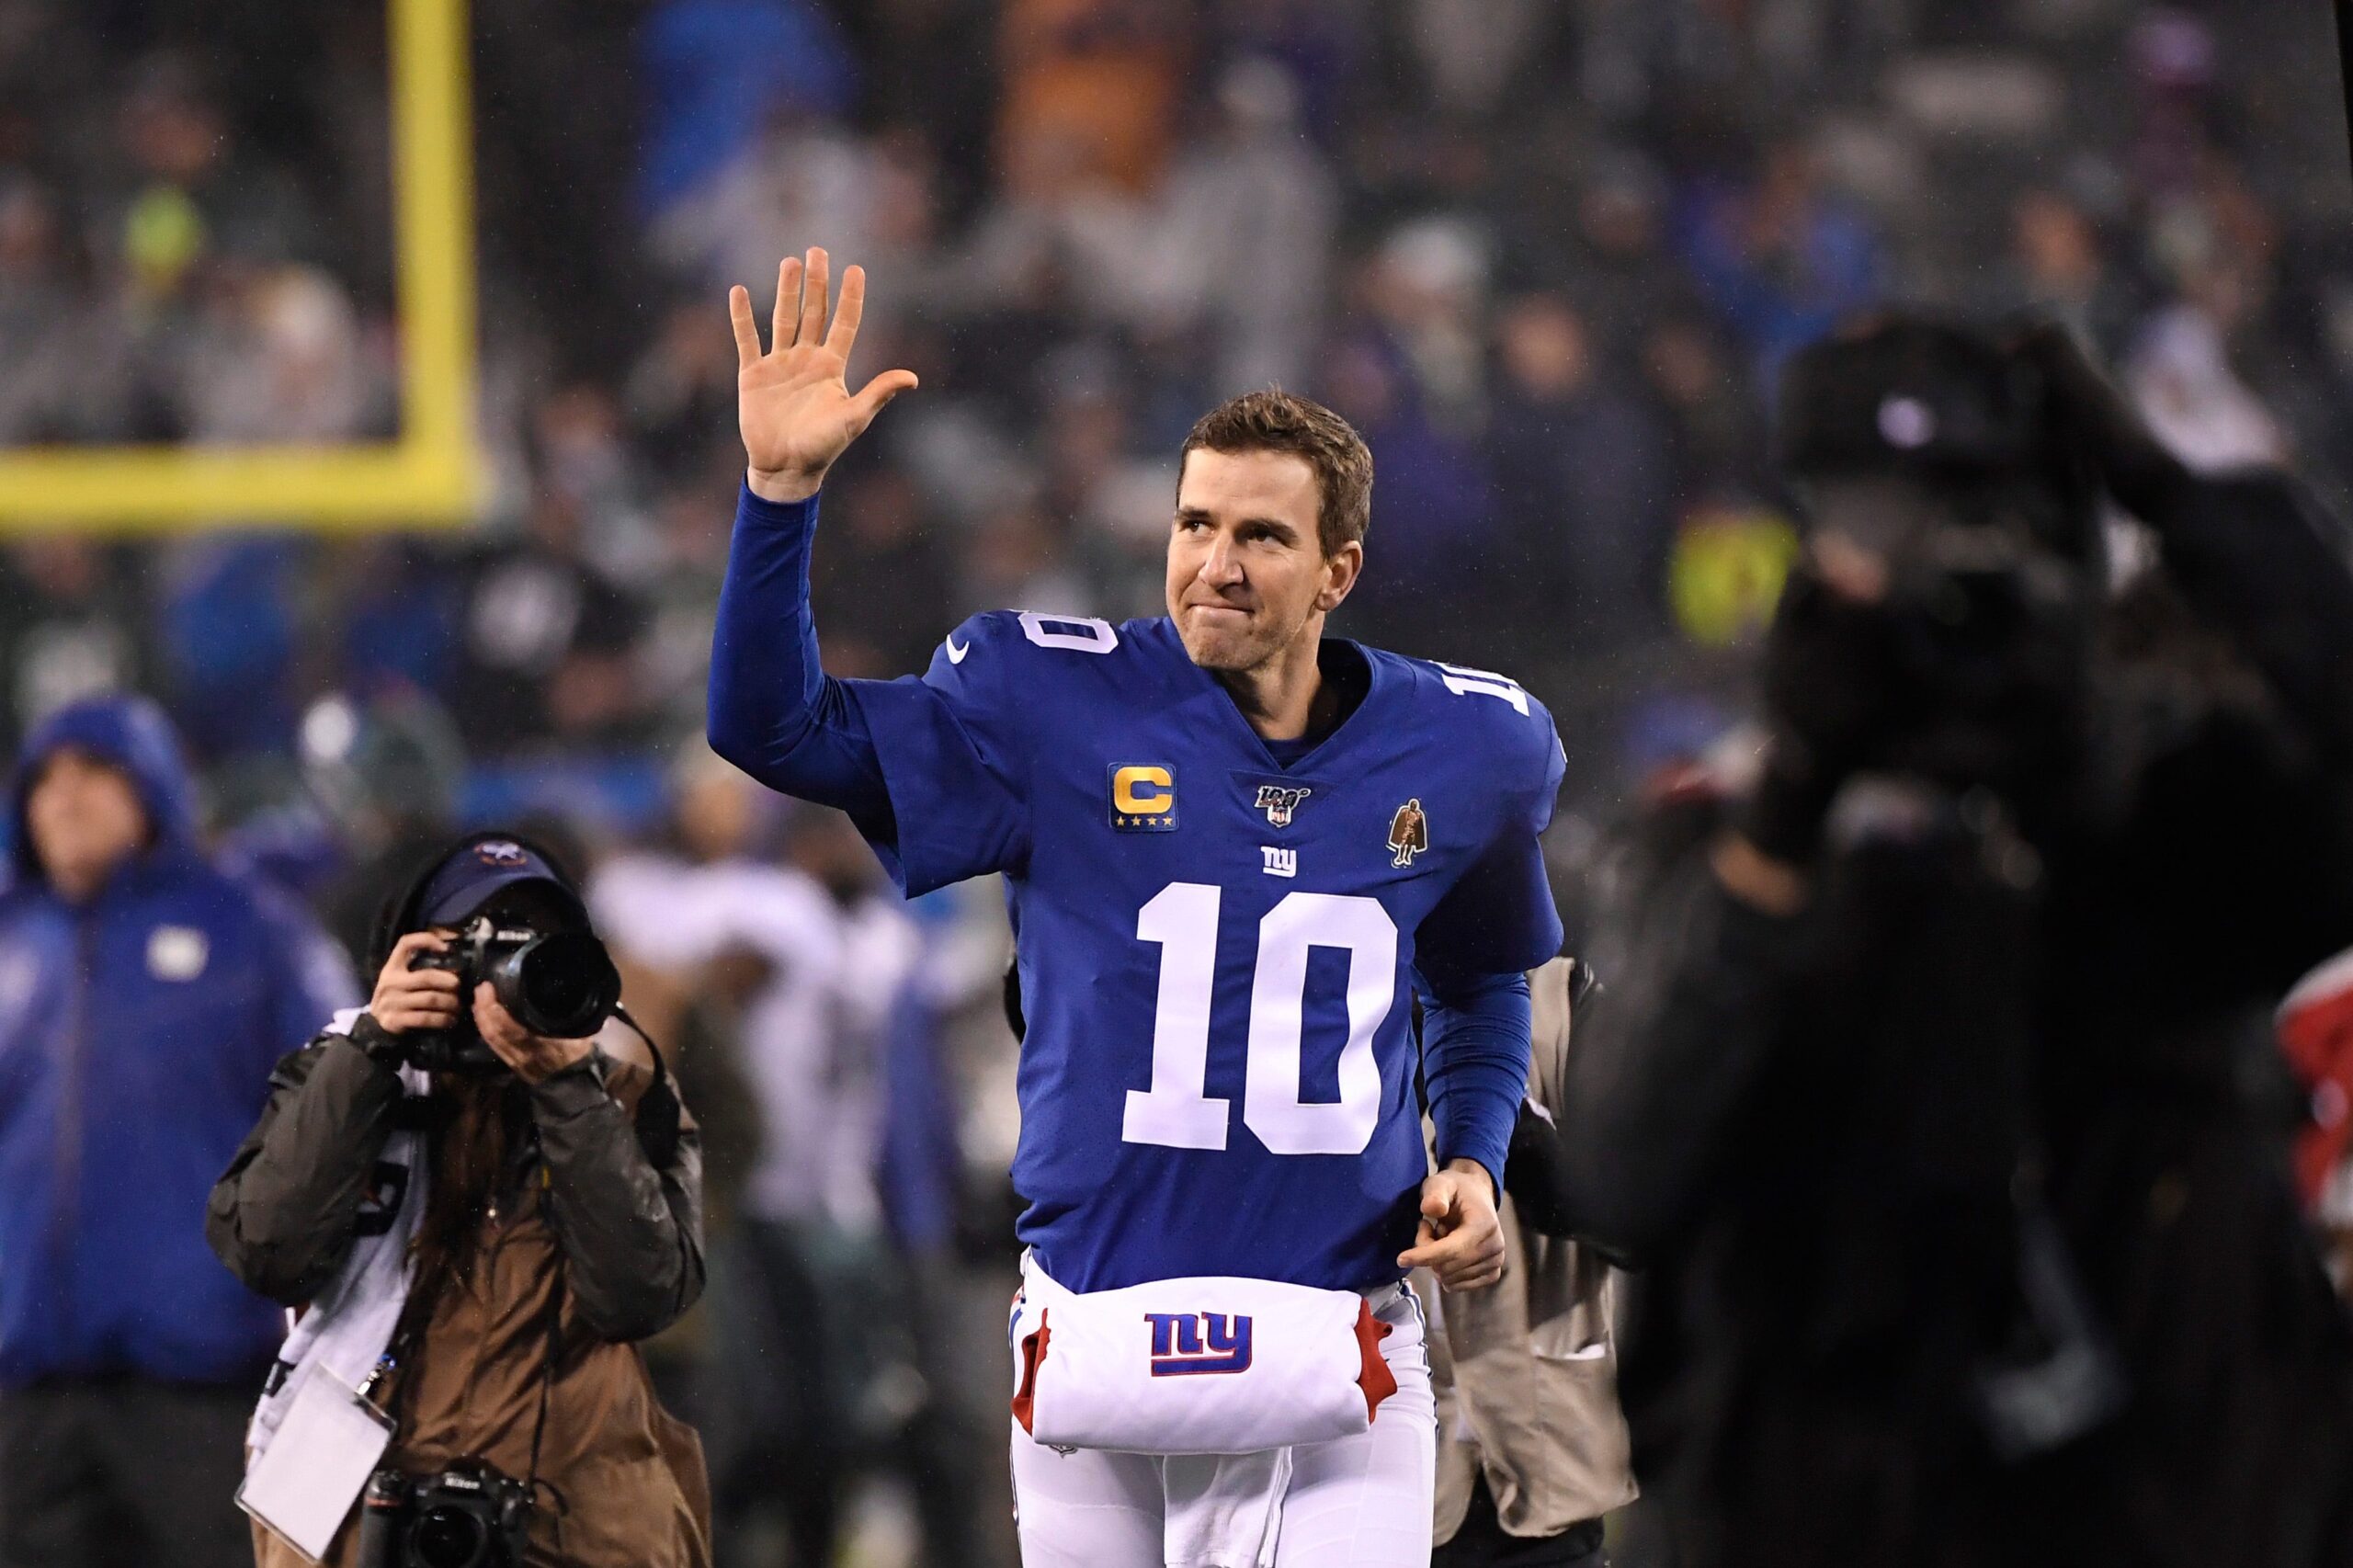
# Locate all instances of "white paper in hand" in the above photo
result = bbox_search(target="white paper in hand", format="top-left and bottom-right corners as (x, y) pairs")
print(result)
(237, 1369), (395, 1562)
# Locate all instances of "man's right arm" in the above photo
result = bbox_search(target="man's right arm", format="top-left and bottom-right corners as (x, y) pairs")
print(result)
(708, 245), (917, 822)
(705, 478), (896, 826)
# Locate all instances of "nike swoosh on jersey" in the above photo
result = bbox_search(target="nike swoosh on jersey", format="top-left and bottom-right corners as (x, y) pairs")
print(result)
(947, 636), (971, 664)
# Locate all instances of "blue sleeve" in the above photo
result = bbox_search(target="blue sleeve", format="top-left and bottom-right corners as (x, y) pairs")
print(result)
(705, 482), (896, 820)
(708, 483), (1029, 894)
(1415, 711), (1567, 988)
(847, 613), (1032, 897)
(1416, 967), (1532, 1197)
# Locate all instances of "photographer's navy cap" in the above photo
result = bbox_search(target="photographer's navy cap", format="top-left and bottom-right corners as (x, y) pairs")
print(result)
(419, 838), (584, 926)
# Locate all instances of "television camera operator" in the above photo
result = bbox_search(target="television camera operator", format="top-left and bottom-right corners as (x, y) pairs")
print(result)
(207, 834), (710, 1568)
(1541, 317), (2353, 1566)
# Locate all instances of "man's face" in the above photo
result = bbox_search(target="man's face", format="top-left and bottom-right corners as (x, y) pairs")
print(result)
(26, 747), (148, 902)
(1166, 448), (1361, 673)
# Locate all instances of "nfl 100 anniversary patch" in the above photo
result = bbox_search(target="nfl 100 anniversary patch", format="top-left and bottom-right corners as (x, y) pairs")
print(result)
(1254, 784), (1310, 827)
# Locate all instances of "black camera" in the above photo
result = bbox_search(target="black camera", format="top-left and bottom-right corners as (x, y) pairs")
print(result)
(354, 1461), (534, 1568)
(403, 914), (621, 1073)
(1775, 319), (2097, 797)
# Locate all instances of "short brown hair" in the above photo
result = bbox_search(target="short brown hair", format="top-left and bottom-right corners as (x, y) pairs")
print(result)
(1179, 390), (1374, 557)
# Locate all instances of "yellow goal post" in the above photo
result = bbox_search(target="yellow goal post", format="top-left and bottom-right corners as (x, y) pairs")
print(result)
(0, 0), (483, 532)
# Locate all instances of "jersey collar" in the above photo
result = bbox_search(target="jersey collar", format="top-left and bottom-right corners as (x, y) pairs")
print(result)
(1175, 629), (1389, 776)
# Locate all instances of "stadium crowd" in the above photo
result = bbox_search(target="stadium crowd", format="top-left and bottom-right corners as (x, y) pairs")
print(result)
(1, 1), (2346, 797)
(4, 0), (2353, 1563)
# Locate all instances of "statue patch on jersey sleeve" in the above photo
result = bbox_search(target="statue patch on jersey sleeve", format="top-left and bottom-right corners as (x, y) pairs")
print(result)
(1110, 765), (1179, 832)
(1387, 798), (1429, 868)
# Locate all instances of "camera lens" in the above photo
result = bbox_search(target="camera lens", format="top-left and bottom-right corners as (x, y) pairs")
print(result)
(413, 1505), (491, 1568)
(494, 929), (619, 1039)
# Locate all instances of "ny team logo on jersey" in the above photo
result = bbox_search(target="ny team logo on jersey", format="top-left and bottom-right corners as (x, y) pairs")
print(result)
(1110, 765), (1178, 832)
(1145, 1312), (1254, 1376)
(1388, 799), (1429, 867)
(1254, 784), (1312, 827)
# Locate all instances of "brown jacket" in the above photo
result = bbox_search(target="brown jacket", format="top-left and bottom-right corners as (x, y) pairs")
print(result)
(1424, 958), (1638, 1545)
(208, 1019), (710, 1568)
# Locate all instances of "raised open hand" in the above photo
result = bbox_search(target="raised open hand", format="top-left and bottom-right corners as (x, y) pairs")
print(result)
(731, 247), (919, 504)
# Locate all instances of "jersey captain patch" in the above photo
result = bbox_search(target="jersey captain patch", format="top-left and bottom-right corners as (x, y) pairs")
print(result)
(1110, 764), (1178, 831)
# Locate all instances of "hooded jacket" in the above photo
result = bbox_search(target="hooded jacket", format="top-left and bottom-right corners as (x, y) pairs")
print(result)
(207, 831), (710, 1568)
(0, 695), (358, 1387)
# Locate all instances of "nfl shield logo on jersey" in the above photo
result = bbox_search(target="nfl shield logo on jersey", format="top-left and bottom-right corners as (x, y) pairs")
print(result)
(1254, 784), (1311, 827)
(1387, 799), (1429, 868)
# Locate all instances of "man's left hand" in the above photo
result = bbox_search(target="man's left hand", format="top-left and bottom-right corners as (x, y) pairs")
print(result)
(1399, 1159), (1506, 1290)
(473, 984), (597, 1085)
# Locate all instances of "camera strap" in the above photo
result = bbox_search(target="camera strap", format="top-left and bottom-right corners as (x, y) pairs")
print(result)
(526, 1207), (567, 1520)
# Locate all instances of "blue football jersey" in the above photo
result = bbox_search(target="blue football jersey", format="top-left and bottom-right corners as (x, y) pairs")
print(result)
(852, 612), (1566, 1291)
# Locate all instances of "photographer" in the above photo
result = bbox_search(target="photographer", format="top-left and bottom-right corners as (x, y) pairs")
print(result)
(207, 835), (710, 1568)
(1547, 319), (2353, 1566)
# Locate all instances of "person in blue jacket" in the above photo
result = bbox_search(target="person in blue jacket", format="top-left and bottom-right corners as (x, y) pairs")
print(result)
(0, 695), (357, 1568)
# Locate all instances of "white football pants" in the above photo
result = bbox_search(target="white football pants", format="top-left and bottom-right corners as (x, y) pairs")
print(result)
(1009, 1283), (1436, 1568)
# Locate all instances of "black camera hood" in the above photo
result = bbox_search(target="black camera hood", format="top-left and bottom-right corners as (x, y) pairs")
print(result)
(1777, 315), (2053, 483)
(366, 828), (596, 974)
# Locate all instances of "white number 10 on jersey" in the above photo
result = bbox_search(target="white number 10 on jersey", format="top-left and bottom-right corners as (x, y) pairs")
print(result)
(1121, 882), (1398, 1156)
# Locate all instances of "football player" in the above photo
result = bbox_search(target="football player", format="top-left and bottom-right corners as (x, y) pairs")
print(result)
(708, 249), (1566, 1567)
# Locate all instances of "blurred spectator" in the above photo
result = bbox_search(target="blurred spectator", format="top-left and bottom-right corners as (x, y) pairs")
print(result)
(656, 100), (889, 322)
(592, 778), (927, 1568)
(1322, 324), (1495, 648)
(1404, 0), (1558, 122)
(637, 476), (744, 737)
(998, 0), (1188, 196)
(298, 691), (468, 963)
(0, 539), (155, 753)
(183, 266), (381, 445)
(449, 485), (651, 753)
(533, 382), (663, 579)
(1487, 292), (1675, 653)
(107, 56), (317, 302)
(1676, 138), (1883, 381)
(2127, 287), (2287, 472)
(2005, 187), (2142, 358)
(1549, 149), (1688, 367)
(962, 496), (1100, 621)
(0, 695), (355, 1568)
(1362, 216), (1493, 436)
(1642, 314), (1767, 509)
(627, 299), (745, 487)
(157, 534), (301, 763)
(812, 467), (957, 676)
(1153, 56), (1337, 397)
(330, 539), (463, 705)
(3, 0), (2347, 822)
(635, 0), (860, 222)
(0, 179), (131, 443)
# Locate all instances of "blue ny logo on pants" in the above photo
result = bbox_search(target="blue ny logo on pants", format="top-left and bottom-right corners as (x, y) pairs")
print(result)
(1144, 1312), (1253, 1376)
